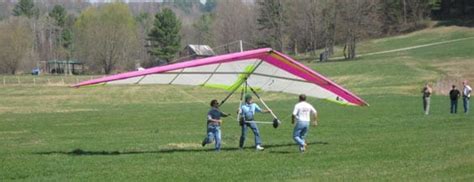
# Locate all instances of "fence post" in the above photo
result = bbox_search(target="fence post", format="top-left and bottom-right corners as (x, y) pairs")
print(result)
(61, 78), (65, 85)
(47, 78), (50, 85)
(76, 78), (79, 84)
(17, 76), (20, 85)
(33, 77), (36, 86)
(2, 76), (5, 86)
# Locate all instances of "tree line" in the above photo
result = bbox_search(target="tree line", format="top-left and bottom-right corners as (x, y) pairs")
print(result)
(0, 0), (470, 75)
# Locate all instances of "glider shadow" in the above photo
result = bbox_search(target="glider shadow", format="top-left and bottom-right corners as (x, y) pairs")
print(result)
(33, 141), (328, 156)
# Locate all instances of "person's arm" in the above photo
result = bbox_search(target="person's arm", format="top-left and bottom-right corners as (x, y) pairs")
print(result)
(291, 106), (298, 124)
(220, 111), (231, 117)
(311, 106), (318, 126)
(311, 112), (318, 126)
(255, 104), (271, 113)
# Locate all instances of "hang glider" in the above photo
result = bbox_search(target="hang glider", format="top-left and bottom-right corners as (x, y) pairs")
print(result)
(73, 48), (368, 106)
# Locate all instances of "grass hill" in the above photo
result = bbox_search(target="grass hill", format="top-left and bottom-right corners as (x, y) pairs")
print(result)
(306, 26), (474, 96)
(0, 26), (473, 181)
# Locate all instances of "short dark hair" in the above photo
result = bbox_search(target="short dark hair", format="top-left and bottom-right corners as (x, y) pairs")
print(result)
(452, 85), (456, 88)
(210, 99), (219, 107)
(245, 94), (252, 102)
(299, 94), (306, 101)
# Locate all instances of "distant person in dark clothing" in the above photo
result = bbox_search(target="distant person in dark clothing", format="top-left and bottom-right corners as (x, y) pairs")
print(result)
(422, 83), (432, 115)
(449, 85), (461, 114)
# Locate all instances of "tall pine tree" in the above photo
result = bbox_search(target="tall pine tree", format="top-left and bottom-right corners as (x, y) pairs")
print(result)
(49, 5), (67, 27)
(12, 0), (38, 18)
(147, 8), (181, 64)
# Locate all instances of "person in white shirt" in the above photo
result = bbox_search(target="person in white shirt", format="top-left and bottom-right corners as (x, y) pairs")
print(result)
(462, 80), (472, 114)
(291, 94), (318, 152)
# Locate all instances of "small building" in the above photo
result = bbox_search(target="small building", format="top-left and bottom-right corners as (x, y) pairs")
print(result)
(179, 45), (216, 61)
(46, 59), (84, 75)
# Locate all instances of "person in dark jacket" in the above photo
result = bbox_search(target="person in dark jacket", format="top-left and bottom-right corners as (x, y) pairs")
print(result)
(449, 85), (461, 114)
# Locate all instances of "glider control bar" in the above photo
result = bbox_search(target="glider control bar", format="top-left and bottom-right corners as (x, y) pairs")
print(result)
(247, 82), (281, 128)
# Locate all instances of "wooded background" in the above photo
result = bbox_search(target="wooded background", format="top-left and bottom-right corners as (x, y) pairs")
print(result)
(0, 0), (472, 75)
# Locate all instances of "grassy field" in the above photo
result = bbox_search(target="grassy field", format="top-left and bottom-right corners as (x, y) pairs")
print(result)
(1, 26), (473, 181)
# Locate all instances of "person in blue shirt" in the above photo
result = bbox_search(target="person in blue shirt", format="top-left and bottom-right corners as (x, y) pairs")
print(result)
(202, 99), (230, 151)
(239, 94), (271, 151)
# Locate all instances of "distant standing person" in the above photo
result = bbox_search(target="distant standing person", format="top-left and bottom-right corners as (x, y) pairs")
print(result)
(422, 83), (432, 115)
(291, 94), (317, 152)
(462, 81), (472, 114)
(202, 99), (230, 151)
(449, 85), (461, 114)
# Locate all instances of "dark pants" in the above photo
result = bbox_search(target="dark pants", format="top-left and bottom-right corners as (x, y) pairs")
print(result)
(450, 99), (458, 114)
(464, 96), (470, 113)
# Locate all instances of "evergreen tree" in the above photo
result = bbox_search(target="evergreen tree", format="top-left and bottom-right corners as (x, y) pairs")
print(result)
(12, 0), (38, 18)
(147, 8), (181, 63)
(49, 5), (67, 27)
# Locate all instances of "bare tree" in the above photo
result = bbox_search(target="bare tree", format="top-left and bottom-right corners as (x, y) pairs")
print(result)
(257, 0), (287, 52)
(407, 0), (431, 27)
(74, 3), (140, 74)
(213, 0), (258, 52)
(337, 0), (381, 59)
(0, 17), (33, 74)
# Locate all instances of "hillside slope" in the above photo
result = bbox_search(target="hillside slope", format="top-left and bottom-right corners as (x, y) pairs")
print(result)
(306, 26), (474, 96)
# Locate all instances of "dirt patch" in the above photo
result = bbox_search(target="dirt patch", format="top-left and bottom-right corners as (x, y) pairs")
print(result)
(0, 107), (98, 114)
(0, 130), (28, 134)
(433, 60), (474, 95)
(166, 143), (201, 149)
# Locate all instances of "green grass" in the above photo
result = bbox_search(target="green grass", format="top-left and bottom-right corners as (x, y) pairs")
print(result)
(1, 26), (473, 181)
(308, 26), (474, 95)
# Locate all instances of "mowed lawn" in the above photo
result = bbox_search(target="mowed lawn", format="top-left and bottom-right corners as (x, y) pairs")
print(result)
(1, 26), (473, 181)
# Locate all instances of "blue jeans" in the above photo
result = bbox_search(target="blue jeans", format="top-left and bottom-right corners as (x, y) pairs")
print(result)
(450, 99), (458, 113)
(239, 122), (262, 148)
(293, 121), (309, 147)
(464, 97), (470, 113)
(203, 125), (221, 151)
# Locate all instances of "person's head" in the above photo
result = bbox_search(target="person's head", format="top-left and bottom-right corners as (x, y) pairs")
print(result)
(245, 94), (253, 103)
(299, 94), (306, 102)
(425, 83), (430, 87)
(463, 80), (468, 86)
(452, 85), (456, 89)
(210, 99), (219, 108)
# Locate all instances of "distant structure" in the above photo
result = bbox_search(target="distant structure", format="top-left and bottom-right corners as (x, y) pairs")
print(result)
(178, 44), (216, 61)
(46, 60), (84, 75)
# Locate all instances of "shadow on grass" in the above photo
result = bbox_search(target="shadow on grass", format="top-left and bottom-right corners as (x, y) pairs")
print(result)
(33, 141), (328, 156)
